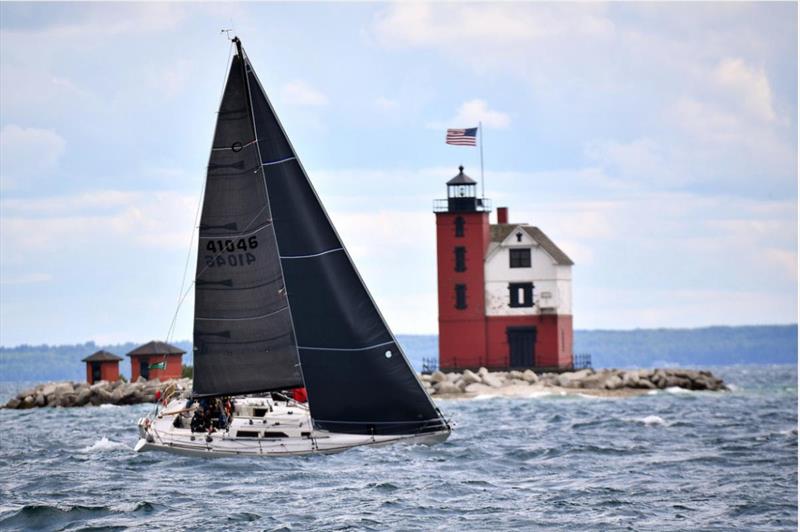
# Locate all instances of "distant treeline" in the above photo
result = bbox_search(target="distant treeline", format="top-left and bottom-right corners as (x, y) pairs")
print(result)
(0, 325), (796, 382)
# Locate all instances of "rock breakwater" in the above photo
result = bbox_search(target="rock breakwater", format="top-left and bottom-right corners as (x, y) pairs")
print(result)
(2, 367), (727, 408)
(3, 378), (192, 409)
(421, 367), (728, 398)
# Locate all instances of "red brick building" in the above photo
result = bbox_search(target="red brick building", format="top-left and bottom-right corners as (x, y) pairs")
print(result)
(127, 341), (185, 381)
(434, 166), (574, 371)
(82, 350), (122, 384)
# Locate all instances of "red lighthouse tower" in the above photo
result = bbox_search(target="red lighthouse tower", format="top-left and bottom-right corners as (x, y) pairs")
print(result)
(434, 166), (575, 371)
(433, 166), (492, 369)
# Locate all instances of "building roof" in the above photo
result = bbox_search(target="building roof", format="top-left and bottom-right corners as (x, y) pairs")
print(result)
(81, 350), (123, 363)
(490, 224), (574, 266)
(447, 165), (476, 185)
(127, 340), (186, 357)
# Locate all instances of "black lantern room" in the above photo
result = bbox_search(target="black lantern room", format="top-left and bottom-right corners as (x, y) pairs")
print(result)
(447, 166), (479, 212)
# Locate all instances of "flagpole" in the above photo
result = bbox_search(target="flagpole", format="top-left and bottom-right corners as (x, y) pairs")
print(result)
(479, 121), (485, 200)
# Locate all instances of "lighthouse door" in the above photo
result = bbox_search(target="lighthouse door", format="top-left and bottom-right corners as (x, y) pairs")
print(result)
(507, 327), (537, 368)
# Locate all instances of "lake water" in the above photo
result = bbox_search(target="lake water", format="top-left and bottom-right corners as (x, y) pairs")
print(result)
(0, 364), (796, 530)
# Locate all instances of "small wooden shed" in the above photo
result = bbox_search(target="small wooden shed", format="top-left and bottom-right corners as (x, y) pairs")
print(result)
(82, 350), (123, 384)
(127, 341), (185, 382)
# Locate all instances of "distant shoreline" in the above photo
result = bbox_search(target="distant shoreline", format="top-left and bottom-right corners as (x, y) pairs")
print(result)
(0, 324), (796, 382)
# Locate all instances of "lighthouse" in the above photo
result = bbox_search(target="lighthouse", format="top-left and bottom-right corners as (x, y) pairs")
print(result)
(433, 166), (574, 371)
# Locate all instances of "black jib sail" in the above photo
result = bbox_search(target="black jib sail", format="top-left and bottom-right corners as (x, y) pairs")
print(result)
(193, 39), (447, 436)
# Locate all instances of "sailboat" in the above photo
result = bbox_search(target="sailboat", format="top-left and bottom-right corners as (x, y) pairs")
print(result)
(134, 37), (450, 456)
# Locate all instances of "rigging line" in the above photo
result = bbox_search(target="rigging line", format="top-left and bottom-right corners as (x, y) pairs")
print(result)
(165, 39), (235, 346)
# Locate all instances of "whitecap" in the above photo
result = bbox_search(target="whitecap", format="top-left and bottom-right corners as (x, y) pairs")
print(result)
(82, 436), (130, 452)
(640, 415), (666, 426)
(99, 404), (120, 408)
(646, 390), (659, 396)
(665, 387), (693, 394)
(472, 394), (500, 400)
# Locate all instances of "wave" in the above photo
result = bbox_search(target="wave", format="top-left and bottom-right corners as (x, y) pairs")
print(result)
(639, 415), (667, 426)
(82, 436), (130, 452)
(665, 386), (694, 394)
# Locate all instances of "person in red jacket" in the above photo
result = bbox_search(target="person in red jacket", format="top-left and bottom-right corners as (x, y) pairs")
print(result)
(291, 387), (308, 403)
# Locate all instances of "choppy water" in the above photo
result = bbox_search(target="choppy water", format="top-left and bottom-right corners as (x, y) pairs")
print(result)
(0, 365), (796, 531)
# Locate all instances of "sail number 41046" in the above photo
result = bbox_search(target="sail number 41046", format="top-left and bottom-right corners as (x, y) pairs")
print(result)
(206, 236), (259, 253)
(204, 236), (258, 268)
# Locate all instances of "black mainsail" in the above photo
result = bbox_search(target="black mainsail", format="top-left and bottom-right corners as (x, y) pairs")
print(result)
(193, 39), (447, 436)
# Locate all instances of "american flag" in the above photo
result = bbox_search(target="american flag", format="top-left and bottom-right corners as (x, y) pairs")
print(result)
(446, 127), (478, 146)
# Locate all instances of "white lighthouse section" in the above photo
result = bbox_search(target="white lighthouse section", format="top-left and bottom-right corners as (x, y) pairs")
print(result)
(484, 225), (573, 317)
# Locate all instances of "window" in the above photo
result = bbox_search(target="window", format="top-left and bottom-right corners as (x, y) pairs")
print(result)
(455, 216), (465, 237)
(454, 247), (466, 272)
(455, 284), (467, 309)
(509, 248), (531, 268)
(516, 232), (523, 242)
(508, 282), (534, 308)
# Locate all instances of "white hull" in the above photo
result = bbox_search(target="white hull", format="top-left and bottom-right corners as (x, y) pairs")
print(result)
(136, 397), (450, 457)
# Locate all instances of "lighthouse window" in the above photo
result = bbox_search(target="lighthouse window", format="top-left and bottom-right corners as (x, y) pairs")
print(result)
(509, 248), (531, 268)
(455, 284), (467, 309)
(454, 247), (466, 272)
(509, 282), (534, 308)
(454, 217), (465, 237)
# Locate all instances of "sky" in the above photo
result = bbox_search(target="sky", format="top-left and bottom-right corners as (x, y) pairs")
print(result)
(0, 2), (797, 346)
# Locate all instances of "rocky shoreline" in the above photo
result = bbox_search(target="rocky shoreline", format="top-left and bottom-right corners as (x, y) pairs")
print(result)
(2, 378), (193, 409)
(2, 367), (727, 409)
(422, 367), (728, 398)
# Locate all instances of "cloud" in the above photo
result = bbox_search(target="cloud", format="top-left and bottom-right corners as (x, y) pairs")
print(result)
(429, 99), (510, 130)
(373, 4), (613, 50)
(0, 125), (66, 189)
(712, 58), (776, 122)
(0, 273), (52, 285)
(281, 80), (328, 106)
(0, 190), (198, 257)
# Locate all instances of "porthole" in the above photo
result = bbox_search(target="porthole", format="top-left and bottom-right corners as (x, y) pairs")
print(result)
(385, 350), (392, 359)
(231, 141), (243, 152)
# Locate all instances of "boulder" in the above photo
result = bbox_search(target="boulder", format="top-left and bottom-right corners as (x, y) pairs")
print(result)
(22, 395), (35, 408)
(477, 367), (489, 377)
(57, 393), (78, 407)
(464, 383), (487, 394)
(40, 383), (58, 397)
(434, 381), (462, 394)
(604, 375), (623, 390)
(481, 373), (503, 388)
(419, 374), (432, 383)
(75, 388), (92, 407)
(522, 369), (539, 383)
(430, 371), (447, 384)
(446, 372), (460, 383)
(54, 382), (75, 395)
(5, 398), (20, 409)
(462, 369), (482, 385)
(509, 370), (524, 380)
(34, 393), (46, 407)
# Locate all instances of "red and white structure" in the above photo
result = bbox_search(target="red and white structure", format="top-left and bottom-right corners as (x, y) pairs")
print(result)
(434, 166), (574, 371)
